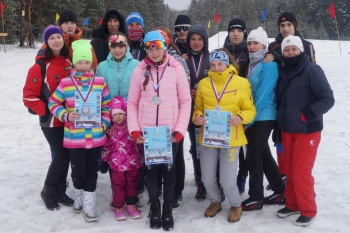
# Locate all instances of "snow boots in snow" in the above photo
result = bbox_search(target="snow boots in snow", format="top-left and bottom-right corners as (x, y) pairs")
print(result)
(82, 191), (98, 222)
(162, 203), (174, 231)
(148, 201), (161, 229)
(41, 184), (59, 211)
(73, 188), (83, 213)
(55, 180), (74, 207)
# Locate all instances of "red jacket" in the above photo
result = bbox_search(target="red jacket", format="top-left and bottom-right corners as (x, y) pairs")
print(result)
(23, 54), (72, 127)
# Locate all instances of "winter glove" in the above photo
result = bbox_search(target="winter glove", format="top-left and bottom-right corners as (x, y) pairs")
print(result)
(99, 161), (109, 174)
(131, 131), (143, 142)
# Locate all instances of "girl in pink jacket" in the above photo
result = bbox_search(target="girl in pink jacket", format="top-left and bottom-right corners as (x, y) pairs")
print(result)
(127, 31), (191, 231)
(101, 96), (143, 221)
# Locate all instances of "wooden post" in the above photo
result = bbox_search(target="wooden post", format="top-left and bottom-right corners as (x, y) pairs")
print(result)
(1, 7), (5, 53)
(334, 16), (342, 53)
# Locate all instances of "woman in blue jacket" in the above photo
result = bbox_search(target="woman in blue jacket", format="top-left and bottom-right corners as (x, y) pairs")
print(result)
(96, 32), (139, 100)
(241, 27), (285, 211)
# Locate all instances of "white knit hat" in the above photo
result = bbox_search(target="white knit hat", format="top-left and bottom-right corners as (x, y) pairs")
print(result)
(247, 27), (268, 48)
(281, 35), (304, 53)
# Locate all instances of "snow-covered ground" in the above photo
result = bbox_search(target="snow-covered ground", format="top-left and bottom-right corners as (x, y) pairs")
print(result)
(0, 35), (350, 233)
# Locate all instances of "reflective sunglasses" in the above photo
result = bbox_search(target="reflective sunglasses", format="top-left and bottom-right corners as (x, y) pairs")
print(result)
(175, 26), (189, 32)
(144, 41), (165, 50)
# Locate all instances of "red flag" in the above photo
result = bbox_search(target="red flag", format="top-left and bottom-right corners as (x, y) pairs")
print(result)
(0, 2), (5, 17)
(214, 13), (220, 23)
(329, 2), (336, 19)
(98, 18), (103, 25)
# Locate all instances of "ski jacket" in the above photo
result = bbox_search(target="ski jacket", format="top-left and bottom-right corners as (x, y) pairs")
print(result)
(48, 74), (111, 149)
(23, 54), (72, 127)
(223, 36), (250, 77)
(276, 53), (334, 133)
(102, 122), (142, 172)
(192, 64), (256, 147)
(127, 54), (191, 137)
(246, 61), (279, 126)
(128, 39), (147, 62)
(96, 47), (139, 99)
(167, 47), (190, 78)
(172, 34), (188, 55)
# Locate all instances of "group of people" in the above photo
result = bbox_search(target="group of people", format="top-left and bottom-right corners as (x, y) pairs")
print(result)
(22, 8), (334, 231)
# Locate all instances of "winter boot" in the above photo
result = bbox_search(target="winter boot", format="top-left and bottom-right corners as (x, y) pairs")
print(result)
(148, 200), (161, 229)
(264, 192), (285, 205)
(82, 191), (98, 222)
(195, 182), (207, 202)
(162, 203), (174, 231)
(73, 188), (83, 213)
(242, 197), (263, 211)
(173, 193), (183, 208)
(56, 180), (74, 207)
(228, 205), (242, 223)
(204, 202), (221, 217)
(41, 184), (60, 211)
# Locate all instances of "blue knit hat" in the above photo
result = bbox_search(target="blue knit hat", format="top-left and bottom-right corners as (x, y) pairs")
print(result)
(209, 50), (230, 66)
(126, 12), (144, 28)
(43, 25), (63, 44)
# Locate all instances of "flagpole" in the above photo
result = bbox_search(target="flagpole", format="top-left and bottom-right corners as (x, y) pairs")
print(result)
(334, 16), (341, 53)
(1, 6), (5, 53)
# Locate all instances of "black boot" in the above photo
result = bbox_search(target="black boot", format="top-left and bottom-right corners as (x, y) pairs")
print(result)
(195, 182), (207, 202)
(41, 184), (60, 211)
(148, 201), (161, 229)
(162, 203), (174, 231)
(56, 180), (74, 207)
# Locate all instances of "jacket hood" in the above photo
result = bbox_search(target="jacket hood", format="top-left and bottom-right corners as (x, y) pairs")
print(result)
(186, 25), (209, 55)
(99, 9), (126, 37)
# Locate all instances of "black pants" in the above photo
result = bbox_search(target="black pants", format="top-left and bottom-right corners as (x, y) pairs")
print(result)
(174, 139), (185, 195)
(238, 147), (249, 178)
(146, 143), (178, 204)
(69, 147), (101, 192)
(42, 127), (70, 187)
(245, 120), (283, 200)
(188, 120), (202, 183)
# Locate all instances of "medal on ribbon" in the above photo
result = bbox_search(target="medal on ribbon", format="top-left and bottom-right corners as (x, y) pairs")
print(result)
(210, 74), (233, 112)
(148, 62), (169, 106)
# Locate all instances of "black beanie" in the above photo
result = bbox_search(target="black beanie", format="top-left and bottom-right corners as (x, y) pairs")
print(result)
(175, 15), (191, 26)
(278, 11), (298, 29)
(59, 10), (77, 26)
(227, 18), (246, 32)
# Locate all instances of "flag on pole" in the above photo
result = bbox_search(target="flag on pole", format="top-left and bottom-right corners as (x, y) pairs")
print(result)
(207, 20), (210, 29)
(0, 2), (5, 17)
(262, 7), (267, 21)
(98, 18), (103, 25)
(329, 2), (336, 19)
(214, 13), (220, 23)
(83, 17), (89, 26)
(55, 13), (60, 23)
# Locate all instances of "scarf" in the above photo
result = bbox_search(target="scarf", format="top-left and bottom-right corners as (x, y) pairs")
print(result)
(127, 26), (143, 42)
(249, 48), (268, 66)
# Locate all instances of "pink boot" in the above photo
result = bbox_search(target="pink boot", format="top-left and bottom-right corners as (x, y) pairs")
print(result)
(114, 207), (127, 221)
(126, 204), (142, 219)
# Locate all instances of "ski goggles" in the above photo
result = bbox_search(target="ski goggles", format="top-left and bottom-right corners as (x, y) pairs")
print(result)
(174, 26), (189, 32)
(144, 41), (165, 50)
(108, 34), (128, 47)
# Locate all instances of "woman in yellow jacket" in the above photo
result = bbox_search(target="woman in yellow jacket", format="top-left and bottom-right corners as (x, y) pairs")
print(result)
(193, 49), (256, 223)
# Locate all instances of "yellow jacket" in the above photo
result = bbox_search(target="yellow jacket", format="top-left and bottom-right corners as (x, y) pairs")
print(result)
(192, 64), (256, 147)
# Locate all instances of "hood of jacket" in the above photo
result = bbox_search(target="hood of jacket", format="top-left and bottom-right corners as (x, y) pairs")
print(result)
(186, 25), (209, 55)
(98, 9), (126, 38)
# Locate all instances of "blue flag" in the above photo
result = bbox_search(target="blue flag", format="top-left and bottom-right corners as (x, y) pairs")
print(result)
(83, 17), (89, 26)
(262, 7), (267, 21)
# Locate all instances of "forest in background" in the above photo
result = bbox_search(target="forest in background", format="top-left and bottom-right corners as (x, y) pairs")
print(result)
(1, 0), (349, 46)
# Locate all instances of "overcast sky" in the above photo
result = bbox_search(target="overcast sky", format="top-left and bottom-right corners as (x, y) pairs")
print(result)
(164, 0), (190, 10)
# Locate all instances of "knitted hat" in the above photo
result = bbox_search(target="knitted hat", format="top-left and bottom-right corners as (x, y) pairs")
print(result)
(110, 96), (127, 116)
(174, 15), (191, 27)
(43, 25), (63, 44)
(281, 35), (304, 53)
(209, 50), (229, 66)
(58, 10), (77, 26)
(278, 11), (298, 29)
(247, 27), (268, 48)
(227, 18), (246, 33)
(71, 40), (92, 65)
(126, 12), (144, 28)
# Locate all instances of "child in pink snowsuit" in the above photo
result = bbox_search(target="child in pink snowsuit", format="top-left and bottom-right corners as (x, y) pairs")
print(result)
(102, 96), (143, 221)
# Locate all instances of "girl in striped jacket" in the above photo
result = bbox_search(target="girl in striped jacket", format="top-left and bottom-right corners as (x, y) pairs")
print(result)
(49, 40), (110, 222)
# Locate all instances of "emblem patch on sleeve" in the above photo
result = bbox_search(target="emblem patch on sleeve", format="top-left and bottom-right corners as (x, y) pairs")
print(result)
(32, 78), (38, 83)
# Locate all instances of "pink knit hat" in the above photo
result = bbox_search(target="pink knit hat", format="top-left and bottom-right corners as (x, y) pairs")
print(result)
(109, 96), (127, 116)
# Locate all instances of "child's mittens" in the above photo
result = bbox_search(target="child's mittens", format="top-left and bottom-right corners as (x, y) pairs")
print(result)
(99, 161), (109, 174)
(131, 131), (143, 142)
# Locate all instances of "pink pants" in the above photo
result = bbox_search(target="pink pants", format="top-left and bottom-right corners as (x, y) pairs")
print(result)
(281, 131), (321, 218)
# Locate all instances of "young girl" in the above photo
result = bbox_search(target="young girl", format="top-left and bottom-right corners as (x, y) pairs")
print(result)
(48, 40), (111, 222)
(193, 49), (256, 223)
(23, 25), (73, 211)
(127, 31), (191, 231)
(101, 96), (143, 221)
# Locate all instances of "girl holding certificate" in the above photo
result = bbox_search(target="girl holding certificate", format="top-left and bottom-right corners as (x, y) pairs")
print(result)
(193, 49), (256, 223)
(49, 40), (111, 222)
(127, 31), (191, 231)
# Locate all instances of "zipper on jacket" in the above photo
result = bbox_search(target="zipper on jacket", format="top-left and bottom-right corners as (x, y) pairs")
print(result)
(117, 63), (120, 96)
(156, 67), (159, 126)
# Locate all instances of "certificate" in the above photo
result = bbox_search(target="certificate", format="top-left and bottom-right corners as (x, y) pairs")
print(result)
(74, 91), (101, 128)
(143, 126), (173, 165)
(202, 110), (232, 148)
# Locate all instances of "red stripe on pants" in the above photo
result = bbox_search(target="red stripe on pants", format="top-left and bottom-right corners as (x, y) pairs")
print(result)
(281, 131), (321, 218)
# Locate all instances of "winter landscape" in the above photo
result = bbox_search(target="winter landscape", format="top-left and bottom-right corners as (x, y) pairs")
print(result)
(0, 33), (349, 233)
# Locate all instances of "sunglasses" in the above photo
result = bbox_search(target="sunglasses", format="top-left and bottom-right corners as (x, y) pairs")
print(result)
(144, 41), (165, 50)
(175, 26), (189, 32)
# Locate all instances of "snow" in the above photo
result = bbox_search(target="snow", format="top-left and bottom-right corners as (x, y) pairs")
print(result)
(1, 35), (350, 232)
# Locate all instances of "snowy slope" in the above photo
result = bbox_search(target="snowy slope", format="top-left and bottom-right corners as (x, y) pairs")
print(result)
(0, 37), (349, 233)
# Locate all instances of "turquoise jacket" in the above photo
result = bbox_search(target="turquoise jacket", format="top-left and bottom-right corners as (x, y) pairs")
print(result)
(246, 61), (278, 126)
(96, 47), (139, 99)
